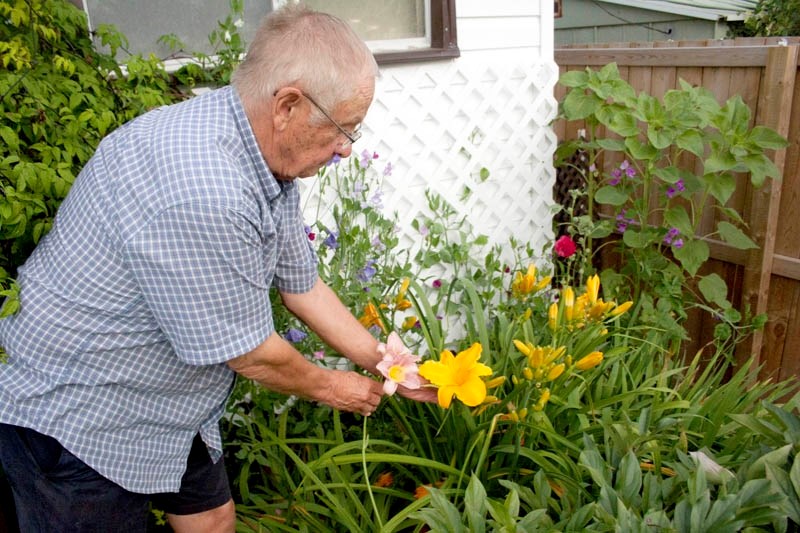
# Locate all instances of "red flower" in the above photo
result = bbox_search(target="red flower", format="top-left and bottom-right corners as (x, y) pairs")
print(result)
(554, 235), (577, 258)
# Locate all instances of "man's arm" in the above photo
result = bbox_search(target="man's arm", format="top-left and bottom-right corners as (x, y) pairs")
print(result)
(280, 277), (438, 403)
(227, 331), (383, 416)
(279, 277), (382, 373)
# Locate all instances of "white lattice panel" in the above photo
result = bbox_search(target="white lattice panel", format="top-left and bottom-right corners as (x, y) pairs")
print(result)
(301, 56), (559, 267)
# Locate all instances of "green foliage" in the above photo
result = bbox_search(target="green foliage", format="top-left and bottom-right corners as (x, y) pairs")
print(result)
(0, 0), (185, 297)
(731, 0), (800, 38)
(555, 63), (786, 349)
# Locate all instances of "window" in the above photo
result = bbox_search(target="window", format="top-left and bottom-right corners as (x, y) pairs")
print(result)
(279, 0), (459, 64)
(78, 0), (457, 66)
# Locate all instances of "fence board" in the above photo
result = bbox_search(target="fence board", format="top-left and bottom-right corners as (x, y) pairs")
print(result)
(554, 40), (800, 380)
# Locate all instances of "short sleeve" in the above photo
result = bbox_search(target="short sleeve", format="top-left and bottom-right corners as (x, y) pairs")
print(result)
(124, 204), (273, 365)
(272, 184), (318, 293)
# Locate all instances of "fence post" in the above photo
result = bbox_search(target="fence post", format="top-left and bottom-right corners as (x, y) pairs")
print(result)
(736, 45), (798, 372)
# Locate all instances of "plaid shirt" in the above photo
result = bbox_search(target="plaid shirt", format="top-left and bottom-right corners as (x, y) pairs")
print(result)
(0, 86), (317, 493)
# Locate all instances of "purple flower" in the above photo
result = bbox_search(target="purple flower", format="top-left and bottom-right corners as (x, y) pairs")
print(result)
(383, 162), (393, 176)
(367, 191), (383, 210)
(616, 211), (635, 233)
(323, 231), (339, 249)
(664, 227), (682, 246)
(625, 166), (636, 178)
(432, 279), (442, 289)
(666, 179), (686, 199)
(371, 236), (385, 252)
(609, 168), (623, 186)
(418, 224), (429, 237)
(620, 160), (630, 170)
(326, 154), (341, 166)
(284, 328), (307, 343)
(360, 149), (372, 167)
(358, 260), (377, 282)
(304, 225), (316, 241)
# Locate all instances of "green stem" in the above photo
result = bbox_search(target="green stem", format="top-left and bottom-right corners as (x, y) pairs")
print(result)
(362, 415), (383, 530)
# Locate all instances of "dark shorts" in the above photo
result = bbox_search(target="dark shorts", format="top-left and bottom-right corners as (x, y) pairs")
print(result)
(0, 423), (232, 532)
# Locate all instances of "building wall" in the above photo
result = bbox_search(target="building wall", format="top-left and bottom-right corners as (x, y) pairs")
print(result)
(555, 0), (730, 46)
(314, 0), (559, 266)
(78, 0), (558, 265)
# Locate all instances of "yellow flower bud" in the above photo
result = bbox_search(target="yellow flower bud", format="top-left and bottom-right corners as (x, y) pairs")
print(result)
(401, 315), (418, 331)
(575, 351), (603, 370)
(534, 388), (551, 411)
(485, 376), (506, 389)
(518, 407), (528, 420)
(522, 367), (534, 380)
(509, 411), (520, 422)
(547, 363), (565, 381)
(563, 287), (575, 321)
(513, 339), (532, 357)
(610, 301), (633, 317)
(548, 302), (559, 331)
(512, 375), (519, 385)
(523, 308), (532, 320)
(586, 274), (600, 304)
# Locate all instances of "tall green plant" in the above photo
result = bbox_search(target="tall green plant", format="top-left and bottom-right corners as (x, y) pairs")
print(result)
(0, 0), (184, 313)
(555, 62), (785, 348)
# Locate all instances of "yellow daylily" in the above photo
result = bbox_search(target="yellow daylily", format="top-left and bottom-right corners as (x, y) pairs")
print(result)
(401, 315), (418, 331)
(512, 265), (551, 297)
(586, 274), (600, 304)
(575, 351), (603, 370)
(611, 301), (633, 317)
(394, 278), (413, 310)
(358, 302), (386, 333)
(548, 302), (559, 331)
(418, 343), (492, 408)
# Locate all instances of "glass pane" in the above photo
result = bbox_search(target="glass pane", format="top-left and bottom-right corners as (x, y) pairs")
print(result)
(304, 0), (425, 41)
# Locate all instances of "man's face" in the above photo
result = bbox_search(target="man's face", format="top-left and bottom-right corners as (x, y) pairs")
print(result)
(268, 82), (374, 180)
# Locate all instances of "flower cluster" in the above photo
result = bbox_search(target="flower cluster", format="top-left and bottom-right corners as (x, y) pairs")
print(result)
(511, 264), (551, 297)
(375, 332), (496, 410)
(663, 227), (684, 249)
(549, 274), (632, 331)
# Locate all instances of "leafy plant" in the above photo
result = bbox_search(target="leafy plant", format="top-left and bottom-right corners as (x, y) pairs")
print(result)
(554, 62), (786, 349)
(0, 0), (184, 306)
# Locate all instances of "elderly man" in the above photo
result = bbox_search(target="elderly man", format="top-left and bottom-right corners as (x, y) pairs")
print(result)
(0, 4), (433, 532)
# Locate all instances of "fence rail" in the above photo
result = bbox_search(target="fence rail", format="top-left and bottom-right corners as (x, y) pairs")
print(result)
(554, 37), (800, 382)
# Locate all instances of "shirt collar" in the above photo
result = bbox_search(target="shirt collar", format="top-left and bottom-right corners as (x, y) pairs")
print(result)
(227, 86), (289, 202)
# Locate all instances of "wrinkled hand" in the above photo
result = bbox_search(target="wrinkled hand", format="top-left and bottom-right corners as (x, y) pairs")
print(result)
(396, 381), (438, 404)
(321, 370), (384, 416)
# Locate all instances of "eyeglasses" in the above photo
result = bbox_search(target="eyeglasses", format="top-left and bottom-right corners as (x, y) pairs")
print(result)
(301, 92), (362, 148)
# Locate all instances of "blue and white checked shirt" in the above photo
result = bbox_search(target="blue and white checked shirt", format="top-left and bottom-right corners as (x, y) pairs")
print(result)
(0, 86), (318, 493)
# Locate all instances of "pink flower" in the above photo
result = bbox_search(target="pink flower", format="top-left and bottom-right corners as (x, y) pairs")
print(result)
(554, 235), (577, 258)
(376, 332), (422, 395)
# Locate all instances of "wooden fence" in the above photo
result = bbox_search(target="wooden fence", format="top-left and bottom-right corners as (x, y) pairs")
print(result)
(553, 37), (800, 382)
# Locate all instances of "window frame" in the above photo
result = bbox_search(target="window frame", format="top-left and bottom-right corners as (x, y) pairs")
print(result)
(373, 0), (459, 65)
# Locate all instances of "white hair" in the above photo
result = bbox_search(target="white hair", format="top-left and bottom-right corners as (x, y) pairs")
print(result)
(231, 3), (378, 113)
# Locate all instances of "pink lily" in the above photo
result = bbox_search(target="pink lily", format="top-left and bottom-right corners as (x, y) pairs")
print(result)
(376, 332), (422, 395)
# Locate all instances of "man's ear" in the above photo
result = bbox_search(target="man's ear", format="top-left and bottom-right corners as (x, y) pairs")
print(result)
(272, 87), (304, 132)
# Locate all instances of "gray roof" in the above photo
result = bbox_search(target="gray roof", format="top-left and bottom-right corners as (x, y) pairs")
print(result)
(598, 0), (757, 21)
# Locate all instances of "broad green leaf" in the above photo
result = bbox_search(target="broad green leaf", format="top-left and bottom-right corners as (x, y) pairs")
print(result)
(698, 273), (730, 309)
(676, 129), (705, 158)
(594, 185), (628, 206)
(664, 207), (693, 235)
(562, 90), (600, 120)
(717, 221), (758, 250)
(559, 70), (589, 88)
(704, 152), (738, 173)
(748, 125), (788, 150)
(596, 138), (626, 151)
(673, 238), (709, 276)
(741, 154), (781, 187)
(704, 172), (736, 205)
(624, 136), (659, 160)
(623, 229), (653, 249)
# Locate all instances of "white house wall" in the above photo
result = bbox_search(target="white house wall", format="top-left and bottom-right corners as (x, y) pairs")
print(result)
(302, 0), (559, 270)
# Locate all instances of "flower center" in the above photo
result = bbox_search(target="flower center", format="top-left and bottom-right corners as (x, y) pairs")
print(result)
(388, 365), (406, 382)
